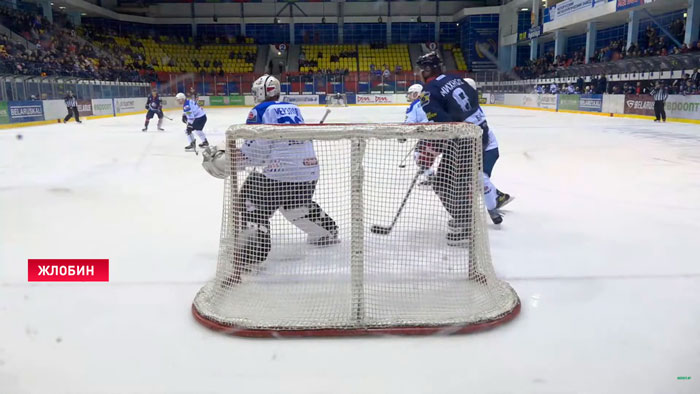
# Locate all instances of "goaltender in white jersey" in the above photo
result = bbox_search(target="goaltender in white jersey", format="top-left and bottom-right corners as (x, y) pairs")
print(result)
(200, 74), (338, 284)
(243, 99), (318, 182)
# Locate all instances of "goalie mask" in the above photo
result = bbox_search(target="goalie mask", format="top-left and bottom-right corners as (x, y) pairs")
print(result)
(406, 84), (423, 102)
(252, 75), (281, 104)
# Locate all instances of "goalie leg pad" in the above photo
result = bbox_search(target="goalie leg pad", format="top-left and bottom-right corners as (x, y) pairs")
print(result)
(231, 173), (278, 273)
(233, 221), (272, 269)
(280, 203), (338, 242)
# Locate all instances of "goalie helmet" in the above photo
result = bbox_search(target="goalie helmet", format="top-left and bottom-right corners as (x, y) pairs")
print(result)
(252, 74), (281, 104)
(463, 78), (477, 91)
(406, 84), (423, 102)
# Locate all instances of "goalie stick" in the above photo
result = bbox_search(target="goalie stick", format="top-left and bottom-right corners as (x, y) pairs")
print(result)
(370, 169), (422, 235)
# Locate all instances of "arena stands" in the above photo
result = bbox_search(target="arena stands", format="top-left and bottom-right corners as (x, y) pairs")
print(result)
(0, 5), (144, 81)
(358, 44), (411, 73)
(299, 44), (357, 73)
(444, 43), (467, 71)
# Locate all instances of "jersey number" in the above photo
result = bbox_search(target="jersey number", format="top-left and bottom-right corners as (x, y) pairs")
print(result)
(452, 88), (472, 113)
(278, 116), (302, 124)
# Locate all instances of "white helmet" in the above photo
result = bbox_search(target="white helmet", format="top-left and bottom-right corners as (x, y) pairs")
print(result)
(175, 92), (186, 102)
(252, 74), (281, 104)
(463, 78), (477, 90)
(406, 84), (423, 102)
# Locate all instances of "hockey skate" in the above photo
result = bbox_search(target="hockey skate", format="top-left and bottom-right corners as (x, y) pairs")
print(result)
(199, 140), (209, 148)
(142, 127), (147, 132)
(185, 141), (196, 151)
(158, 127), (165, 131)
(488, 209), (503, 225)
(495, 191), (514, 209)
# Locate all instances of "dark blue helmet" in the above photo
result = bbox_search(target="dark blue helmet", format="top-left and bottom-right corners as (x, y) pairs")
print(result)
(416, 51), (443, 72)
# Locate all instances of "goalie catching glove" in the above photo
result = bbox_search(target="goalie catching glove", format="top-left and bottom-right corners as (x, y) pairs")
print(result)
(201, 145), (228, 179)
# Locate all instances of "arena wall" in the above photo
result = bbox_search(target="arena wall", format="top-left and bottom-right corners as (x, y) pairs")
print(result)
(2, 93), (699, 130)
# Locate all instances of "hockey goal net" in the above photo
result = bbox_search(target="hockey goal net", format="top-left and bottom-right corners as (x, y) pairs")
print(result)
(192, 123), (520, 337)
(326, 93), (348, 107)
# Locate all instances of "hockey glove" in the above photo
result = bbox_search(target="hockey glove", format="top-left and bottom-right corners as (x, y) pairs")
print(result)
(202, 146), (228, 179)
(181, 114), (187, 124)
(186, 123), (194, 134)
(414, 141), (438, 171)
(145, 105), (149, 110)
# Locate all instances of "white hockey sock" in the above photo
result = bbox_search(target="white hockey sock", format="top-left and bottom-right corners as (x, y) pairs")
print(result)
(187, 133), (195, 143)
(195, 129), (207, 142)
(483, 173), (498, 211)
(157, 118), (163, 128)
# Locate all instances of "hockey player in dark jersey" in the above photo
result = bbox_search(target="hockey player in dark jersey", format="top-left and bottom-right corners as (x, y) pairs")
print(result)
(187, 86), (199, 102)
(143, 89), (164, 132)
(414, 52), (511, 246)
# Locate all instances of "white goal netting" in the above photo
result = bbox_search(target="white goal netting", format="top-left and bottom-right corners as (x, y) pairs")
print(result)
(326, 93), (348, 107)
(192, 123), (520, 336)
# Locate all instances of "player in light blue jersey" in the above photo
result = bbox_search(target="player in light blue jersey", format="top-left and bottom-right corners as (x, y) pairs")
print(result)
(404, 84), (429, 123)
(201, 74), (338, 284)
(175, 92), (209, 151)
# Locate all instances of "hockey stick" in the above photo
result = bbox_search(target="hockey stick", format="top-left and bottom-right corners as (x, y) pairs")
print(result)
(319, 109), (331, 124)
(398, 143), (417, 168)
(371, 169), (422, 235)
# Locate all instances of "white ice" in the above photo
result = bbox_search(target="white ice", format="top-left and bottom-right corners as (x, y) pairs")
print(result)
(1, 105), (699, 394)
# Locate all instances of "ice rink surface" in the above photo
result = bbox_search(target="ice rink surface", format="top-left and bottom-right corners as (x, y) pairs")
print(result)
(1, 105), (699, 394)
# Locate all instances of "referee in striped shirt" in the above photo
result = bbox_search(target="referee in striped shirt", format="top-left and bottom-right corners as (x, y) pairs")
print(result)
(650, 82), (668, 122)
(63, 90), (81, 124)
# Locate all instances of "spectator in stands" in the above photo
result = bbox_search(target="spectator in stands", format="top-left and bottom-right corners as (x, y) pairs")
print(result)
(635, 82), (644, 95)
(566, 83), (576, 95)
(549, 83), (558, 94)
(382, 66), (390, 79)
(596, 74), (607, 94)
(577, 76), (584, 93)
